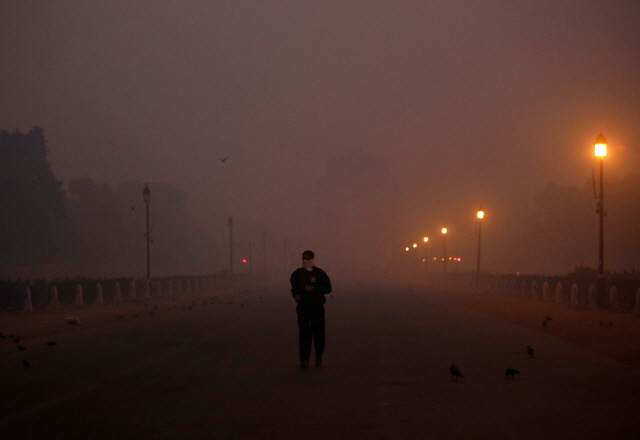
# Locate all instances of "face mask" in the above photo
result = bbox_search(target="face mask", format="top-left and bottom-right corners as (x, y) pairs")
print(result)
(302, 258), (314, 270)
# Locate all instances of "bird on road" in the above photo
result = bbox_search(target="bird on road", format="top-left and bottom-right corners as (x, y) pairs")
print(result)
(527, 345), (534, 358)
(505, 368), (520, 378)
(23, 360), (33, 370)
(450, 362), (465, 380)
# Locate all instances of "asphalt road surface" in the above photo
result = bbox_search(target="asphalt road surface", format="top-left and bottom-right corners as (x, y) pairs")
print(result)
(1, 281), (639, 439)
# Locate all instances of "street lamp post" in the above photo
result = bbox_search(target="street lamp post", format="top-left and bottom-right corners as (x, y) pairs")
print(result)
(143, 184), (151, 280)
(423, 237), (429, 274)
(442, 228), (448, 276)
(476, 208), (484, 290)
(595, 133), (607, 304)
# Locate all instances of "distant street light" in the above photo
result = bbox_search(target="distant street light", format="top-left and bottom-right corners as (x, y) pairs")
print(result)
(476, 207), (484, 290)
(143, 184), (151, 280)
(442, 228), (448, 275)
(423, 237), (429, 274)
(595, 133), (607, 303)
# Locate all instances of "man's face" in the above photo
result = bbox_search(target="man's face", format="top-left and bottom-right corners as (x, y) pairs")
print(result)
(302, 254), (314, 269)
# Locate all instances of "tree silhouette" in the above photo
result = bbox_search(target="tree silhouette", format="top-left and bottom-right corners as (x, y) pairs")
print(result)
(0, 127), (64, 272)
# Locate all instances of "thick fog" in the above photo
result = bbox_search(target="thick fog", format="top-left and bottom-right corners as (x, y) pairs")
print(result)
(1, 1), (639, 278)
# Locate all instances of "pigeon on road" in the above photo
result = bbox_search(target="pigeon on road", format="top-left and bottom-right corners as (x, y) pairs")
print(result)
(450, 362), (465, 380)
(505, 368), (520, 378)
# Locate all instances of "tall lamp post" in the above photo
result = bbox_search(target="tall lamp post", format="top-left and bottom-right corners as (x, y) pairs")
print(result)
(442, 228), (448, 276)
(228, 216), (234, 281)
(595, 133), (607, 303)
(423, 237), (429, 274)
(476, 207), (484, 289)
(143, 184), (151, 280)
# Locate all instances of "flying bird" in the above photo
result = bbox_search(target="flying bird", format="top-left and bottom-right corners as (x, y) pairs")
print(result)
(45, 341), (57, 347)
(527, 345), (534, 358)
(545, 316), (553, 321)
(23, 359), (33, 370)
(0, 331), (7, 339)
(219, 157), (229, 163)
(12, 336), (20, 343)
(542, 320), (547, 328)
(450, 362), (465, 380)
(505, 368), (520, 378)
(17, 345), (26, 351)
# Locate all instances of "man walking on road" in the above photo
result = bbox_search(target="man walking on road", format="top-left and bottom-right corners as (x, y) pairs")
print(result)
(290, 250), (332, 369)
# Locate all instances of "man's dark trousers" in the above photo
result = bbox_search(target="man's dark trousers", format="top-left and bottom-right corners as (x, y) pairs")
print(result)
(297, 303), (325, 360)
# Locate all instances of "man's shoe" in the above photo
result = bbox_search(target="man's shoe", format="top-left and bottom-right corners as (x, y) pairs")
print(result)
(300, 359), (309, 369)
(315, 357), (322, 367)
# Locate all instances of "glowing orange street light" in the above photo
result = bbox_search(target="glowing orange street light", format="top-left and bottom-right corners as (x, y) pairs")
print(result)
(595, 133), (607, 304)
(423, 237), (429, 273)
(476, 207), (484, 290)
(595, 133), (607, 157)
(413, 243), (417, 248)
(405, 247), (410, 251)
(441, 228), (448, 275)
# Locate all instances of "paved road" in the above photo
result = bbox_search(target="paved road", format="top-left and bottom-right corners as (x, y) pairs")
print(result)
(1, 282), (639, 439)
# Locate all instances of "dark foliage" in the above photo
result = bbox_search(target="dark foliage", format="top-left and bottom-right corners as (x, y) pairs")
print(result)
(0, 127), (64, 269)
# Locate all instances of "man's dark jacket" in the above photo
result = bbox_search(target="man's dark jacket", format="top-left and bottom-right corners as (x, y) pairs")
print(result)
(290, 266), (332, 306)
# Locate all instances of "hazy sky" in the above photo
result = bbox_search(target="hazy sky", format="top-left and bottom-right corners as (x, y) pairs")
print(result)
(1, 1), (639, 273)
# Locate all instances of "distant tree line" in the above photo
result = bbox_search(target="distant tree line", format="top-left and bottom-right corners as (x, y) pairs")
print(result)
(0, 127), (220, 279)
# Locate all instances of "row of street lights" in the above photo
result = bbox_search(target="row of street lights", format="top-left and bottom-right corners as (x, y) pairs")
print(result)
(404, 133), (607, 297)
(404, 209), (484, 283)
